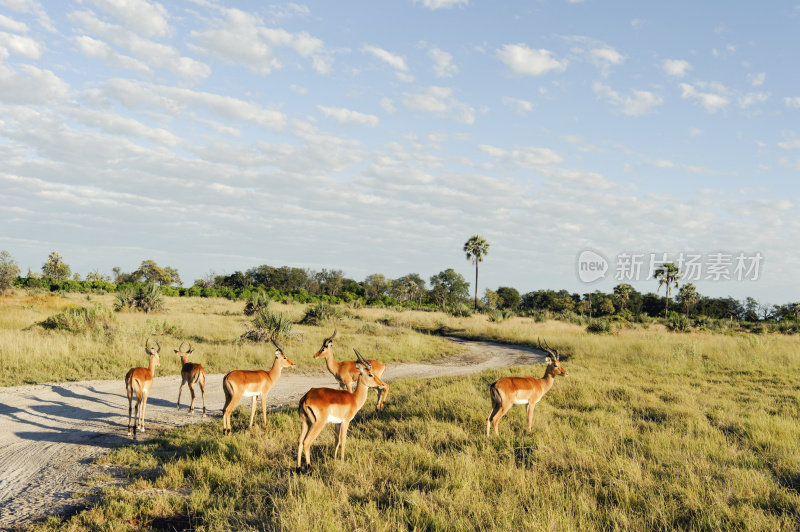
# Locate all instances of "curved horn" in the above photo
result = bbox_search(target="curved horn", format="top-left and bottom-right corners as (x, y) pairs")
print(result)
(178, 341), (188, 353)
(543, 338), (559, 360)
(270, 337), (285, 354)
(353, 348), (372, 370)
(155, 338), (161, 352)
(145, 336), (152, 349)
(323, 328), (338, 346)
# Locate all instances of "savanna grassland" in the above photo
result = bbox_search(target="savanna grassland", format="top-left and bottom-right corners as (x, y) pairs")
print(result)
(3, 292), (799, 530)
(0, 292), (458, 387)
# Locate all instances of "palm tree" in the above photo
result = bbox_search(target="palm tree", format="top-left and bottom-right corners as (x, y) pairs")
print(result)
(677, 283), (698, 316)
(463, 235), (490, 310)
(654, 262), (681, 315)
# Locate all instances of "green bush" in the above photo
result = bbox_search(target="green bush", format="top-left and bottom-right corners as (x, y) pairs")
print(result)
(244, 289), (271, 316)
(586, 319), (612, 334)
(666, 315), (691, 332)
(447, 303), (473, 317)
(300, 302), (341, 325)
(114, 282), (164, 313)
(40, 304), (116, 334)
(242, 308), (294, 342)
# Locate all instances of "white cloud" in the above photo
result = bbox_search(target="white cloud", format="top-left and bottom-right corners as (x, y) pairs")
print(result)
(190, 8), (329, 75)
(0, 14), (28, 33)
(429, 47), (457, 78)
(478, 144), (563, 167)
(663, 59), (691, 77)
(73, 35), (152, 75)
(318, 105), (379, 127)
(679, 82), (730, 113)
(413, 0), (468, 9)
(363, 44), (409, 73)
(738, 91), (769, 109)
(0, 30), (41, 58)
(778, 133), (800, 150)
(380, 97), (396, 114)
(590, 46), (624, 67)
(0, 0), (55, 31)
(69, 9), (210, 81)
(496, 43), (567, 76)
(101, 78), (286, 131)
(83, 0), (171, 38)
(592, 82), (663, 116)
(784, 97), (800, 109)
(501, 96), (533, 114)
(64, 107), (181, 146)
(0, 64), (69, 104)
(749, 72), (766, 87)
(402, 86), (475, 124)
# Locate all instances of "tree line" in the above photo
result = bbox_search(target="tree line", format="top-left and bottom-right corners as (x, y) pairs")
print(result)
(1, 250), (798, 323)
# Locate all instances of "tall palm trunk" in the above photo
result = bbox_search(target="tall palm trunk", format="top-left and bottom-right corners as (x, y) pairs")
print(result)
(474, 261), (479, 310)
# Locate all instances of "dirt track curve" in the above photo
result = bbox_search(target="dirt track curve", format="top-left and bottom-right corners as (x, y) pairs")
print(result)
(0, 338), (544, 528)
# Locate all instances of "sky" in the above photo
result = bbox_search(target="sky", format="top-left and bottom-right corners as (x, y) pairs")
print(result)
(0, 0), (798, 304)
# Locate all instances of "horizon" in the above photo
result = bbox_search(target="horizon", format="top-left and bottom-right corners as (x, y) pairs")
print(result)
(1, 1), (798, 305)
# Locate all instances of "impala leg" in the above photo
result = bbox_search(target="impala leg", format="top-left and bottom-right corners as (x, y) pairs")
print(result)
(188, 380), (196, 414)
(249, 396), (257, 428)
(126, 385), (134, 436)
(261, 394), (268, 428)
(302, 420), (327, 469)
(297, 414), (310, 469)
(526, 403), (536, 432)
(176, 380), (185, 409)
(487, 402), (502, 437)
(339, 421), (349, 461)
(333, 423), (342, 458)
(490, 402), (513, 436)
(199, 373), (206, 417)
(377, 383), (390, 410)
(139, 391), (148, 432)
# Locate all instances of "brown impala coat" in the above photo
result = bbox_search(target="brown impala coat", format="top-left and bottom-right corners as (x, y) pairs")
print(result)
(297, 351), (385, 469)
(221, 342), (294, 435)
(175, 343), (206, 416)
(125, 340), (161, 438)
(486, 344), (568, 436)
(314, 329), (389, 409)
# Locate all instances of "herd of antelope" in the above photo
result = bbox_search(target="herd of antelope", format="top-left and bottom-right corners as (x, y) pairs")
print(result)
(124, 331), (567, 469)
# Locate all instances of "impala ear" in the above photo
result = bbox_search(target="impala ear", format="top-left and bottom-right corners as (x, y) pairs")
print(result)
(173, 349), (179, 354)
(275, 350), (281, 357)
(545, 356), (554, 365)
(356, 363), (363, 372)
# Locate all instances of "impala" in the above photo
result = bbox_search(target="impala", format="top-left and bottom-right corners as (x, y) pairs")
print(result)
(125, 337), (161, 438)
(175, 341), (206, 417)
(486, 338), (568, 437)
(221, 338), (295, 435)
(297, 348), (386, 470)
(314, 328), (389, 410)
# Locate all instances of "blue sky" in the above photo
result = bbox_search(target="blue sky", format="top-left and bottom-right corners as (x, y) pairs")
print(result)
(0, 0), (798, 304)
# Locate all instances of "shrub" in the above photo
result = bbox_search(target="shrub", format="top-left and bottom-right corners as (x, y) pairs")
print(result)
(447, 303), (473, 317)
(666, 315), (691, 332)
(300, 302), (341, 325)
(242, 308), (294, 342)
(488, 309), (513, 322)
(244, 289), (271, 316)
(114, 283), (164, 313)
(586, 319), (612, 334)
(40, 304), (116, 334)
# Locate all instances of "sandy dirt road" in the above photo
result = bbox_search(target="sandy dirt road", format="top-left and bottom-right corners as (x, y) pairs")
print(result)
(0, 338), (543, 528)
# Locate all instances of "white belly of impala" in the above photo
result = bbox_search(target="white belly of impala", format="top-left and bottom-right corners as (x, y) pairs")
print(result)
(242, 391), (261, 398)
(327, 416), (345, 424)
(514, 399), (529, 405)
